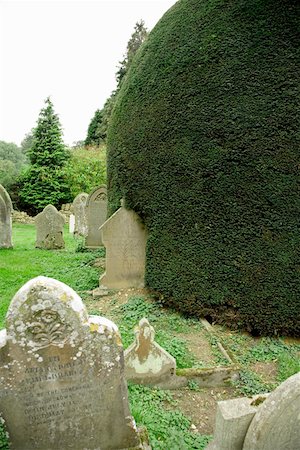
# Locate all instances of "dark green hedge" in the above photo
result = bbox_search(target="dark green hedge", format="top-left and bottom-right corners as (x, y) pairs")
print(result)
(107, 0), (300, 336)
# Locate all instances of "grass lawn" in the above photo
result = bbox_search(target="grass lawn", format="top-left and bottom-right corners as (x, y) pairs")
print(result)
(0, 223), (103, 329)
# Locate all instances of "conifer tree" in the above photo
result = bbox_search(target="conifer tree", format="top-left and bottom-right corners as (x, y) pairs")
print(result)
(18, 97), (71, 214)
(84, 109), (104, 146)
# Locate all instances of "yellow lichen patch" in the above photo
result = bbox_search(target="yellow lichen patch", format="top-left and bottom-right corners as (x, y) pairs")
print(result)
(115, 333), (123, 347)
(90, 323), (99, 333)
(60, 293), (69, 303)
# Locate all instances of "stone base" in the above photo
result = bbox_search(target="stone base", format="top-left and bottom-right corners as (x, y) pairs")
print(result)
(92, 286), (109, 298)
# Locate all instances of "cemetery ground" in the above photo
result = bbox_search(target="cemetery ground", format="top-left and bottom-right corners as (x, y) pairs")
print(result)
(1, 224), (300, 449)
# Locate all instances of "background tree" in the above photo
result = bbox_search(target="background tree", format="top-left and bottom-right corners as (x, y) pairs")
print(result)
(18, 97), (71, 214)
(20, 129), (35, 154)
(0, 141), (27, 189)
(84, 109), (105, 147)
(85, 20), (148, 146)
(116, 20), (148, 86)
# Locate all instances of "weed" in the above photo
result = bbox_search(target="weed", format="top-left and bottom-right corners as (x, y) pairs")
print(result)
(187, 380), (202, 392)
(128, 384), (211, 449)
(277, 352), (300, 382)
(233, 369), (274, 397)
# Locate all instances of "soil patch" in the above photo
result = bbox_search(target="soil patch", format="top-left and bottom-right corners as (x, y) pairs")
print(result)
(250, 361), (278, 384)
(176, 331), (215, 366)
(169, 386), (238, 435)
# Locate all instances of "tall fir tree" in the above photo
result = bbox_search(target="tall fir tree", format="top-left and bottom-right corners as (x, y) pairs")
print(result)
(85, 21), (148, 146)
(18, 97), (71, 214)
(84, 109), (104, 146)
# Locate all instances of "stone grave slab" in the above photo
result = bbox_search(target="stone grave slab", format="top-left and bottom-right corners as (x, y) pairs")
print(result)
(0, 276), (146, 450)
(72, 193), (88, 237)
(0, 184), (13, 248)
(125, 318), (176, 385)
(35, 205), (65, 249)
(99, 206), (147, 289)
(85, 186), (107, 248)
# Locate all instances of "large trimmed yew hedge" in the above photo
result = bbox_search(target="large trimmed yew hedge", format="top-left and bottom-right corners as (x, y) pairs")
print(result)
(107, 0), (300, 336)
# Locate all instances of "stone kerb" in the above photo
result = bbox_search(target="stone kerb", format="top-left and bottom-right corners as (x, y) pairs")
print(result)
(0, 184), (13, 249)
(85, 185), (107, 248)
(35, 204), (65, 249)
(72, 192), (88, 237)
(125, 318), (176, 385)
(0, 276), (146, 450)
(99, 206), (147, 289)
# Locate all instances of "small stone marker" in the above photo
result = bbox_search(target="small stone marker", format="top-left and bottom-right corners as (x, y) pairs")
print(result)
(69, 213), (75, 233)
(100, 204), (147, 289)
(0, 184), (13, 248)
(206, 395), (268, 450)
(125, 318), (176, 384)
(0, 276), (147, 450)
(85, 185), (107, 248)
(72, 192), (88, 236)
(243, 372), (300, 450)
(35, 204), (65, 249)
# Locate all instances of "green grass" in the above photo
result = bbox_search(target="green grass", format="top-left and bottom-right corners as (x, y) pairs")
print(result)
(0, 223), (104, 328)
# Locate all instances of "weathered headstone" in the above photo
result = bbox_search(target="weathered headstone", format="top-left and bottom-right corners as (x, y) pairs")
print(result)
(0, 276), (147, 450)
(99, 205), (147, 289)
(35, 205), (65, 249)
(243, 372), (300, 450)
(0, 184), (13, 248)
(125, 318), (176, 385)
(85, 186), (107, 248)
(72, 192), (88, 237)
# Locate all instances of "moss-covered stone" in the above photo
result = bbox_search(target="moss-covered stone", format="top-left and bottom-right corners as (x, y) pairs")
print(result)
(107, 0), (300, 336)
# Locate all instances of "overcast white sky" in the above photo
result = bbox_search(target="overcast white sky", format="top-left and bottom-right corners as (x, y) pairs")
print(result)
(0, 0), (177, 146)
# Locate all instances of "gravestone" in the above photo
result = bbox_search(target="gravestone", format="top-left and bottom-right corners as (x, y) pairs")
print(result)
(72, 192), (88, 236)
(35, 205), (65, 249)
(99, 205), (147, 289)
(125, 318), (176, 385)
(0, 184), (13, 248)
(85, 186), (107, 248)
(243, 372), (300, 450)
(0, 276), (147, 450)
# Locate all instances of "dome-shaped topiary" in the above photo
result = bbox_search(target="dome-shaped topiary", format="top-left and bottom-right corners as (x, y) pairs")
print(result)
(107, 0), (300, 336)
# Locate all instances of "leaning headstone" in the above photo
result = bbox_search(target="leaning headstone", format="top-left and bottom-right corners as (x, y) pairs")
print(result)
(35, 205), (65, 249)
(125, 318), (176, 385)
(0, 276), (147, 450)
(72, 192), (88, 236)
(243, 372), (300, 450)
(0, 184), (13, 248)
(85, 185), (107, 248)
(99, 204), (147, 289)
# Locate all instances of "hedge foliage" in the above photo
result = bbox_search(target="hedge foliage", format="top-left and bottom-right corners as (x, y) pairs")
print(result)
(107, 0), (300, 336)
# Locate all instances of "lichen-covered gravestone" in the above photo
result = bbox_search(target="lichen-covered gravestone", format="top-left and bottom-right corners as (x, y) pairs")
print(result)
(125, 318), (176, 385)
(72, 192), (88, 237)
(0, 277), (146, 450)
(0, 184), (13, 249)
(99, 205), (147, 289)
(35, 205), (65, 249)
(85, 186), (107, 248)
